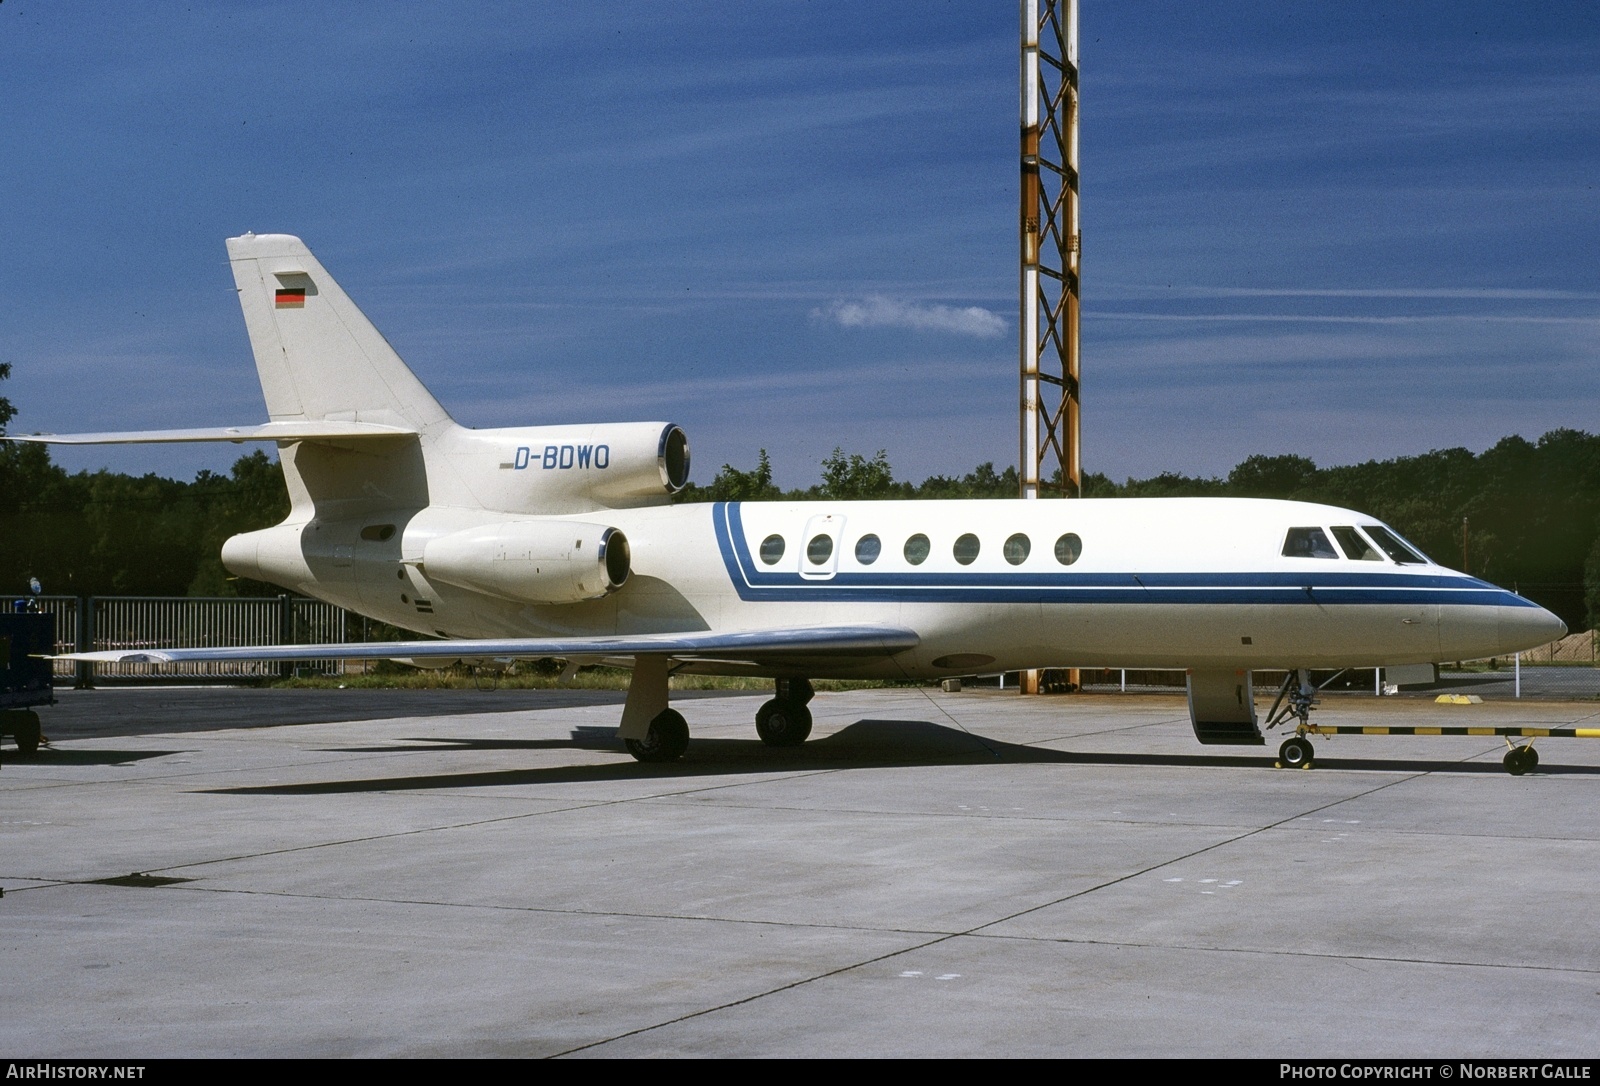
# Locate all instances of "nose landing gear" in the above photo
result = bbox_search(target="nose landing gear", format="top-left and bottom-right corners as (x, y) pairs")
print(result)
(1267, 669), (1326, 770)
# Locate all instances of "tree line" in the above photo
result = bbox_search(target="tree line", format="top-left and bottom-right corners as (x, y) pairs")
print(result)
(682, 436), (1600, 632)
(3, 369), (1596, 630)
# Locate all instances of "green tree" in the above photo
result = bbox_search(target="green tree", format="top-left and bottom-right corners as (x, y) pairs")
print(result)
(1585, 535), (1600, 633)
(1227, 454), (1318, 498)
(819, 448), (895, 499)
(187, 451), (291, 596)
(709, 449), (782, 501)
(0, 362), (14, 434)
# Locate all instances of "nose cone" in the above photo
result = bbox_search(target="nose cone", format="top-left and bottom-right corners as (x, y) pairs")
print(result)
(1499, 604), (1566, 656)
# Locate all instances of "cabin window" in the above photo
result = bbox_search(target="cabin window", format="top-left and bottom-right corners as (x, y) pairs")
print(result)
(807, 534), (834, 565)
(1054, 533), (1082, 565)
(360, 524), (396, 542)
(1363, 525), (1428, 565)
(904, 533), (931, 565)
(1332, 526), (1383, 561)
(854, 534), (882, 565)
(953, 533), (980, 565)
(759, 534), (785, 565)
(1282, 527), (1338, 559)
(1003, 533), (1030, 565)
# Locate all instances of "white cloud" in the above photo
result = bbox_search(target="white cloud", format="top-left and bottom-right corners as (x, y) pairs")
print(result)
(813, 295), (1007, 338)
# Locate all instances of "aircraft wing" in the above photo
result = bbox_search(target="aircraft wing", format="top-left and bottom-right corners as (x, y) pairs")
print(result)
(52, 624), (920, 666)
(8, 422), (416, 445)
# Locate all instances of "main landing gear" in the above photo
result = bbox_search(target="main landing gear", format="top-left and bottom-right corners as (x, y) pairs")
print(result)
(756, 678), (814, 747)
(619, 660), (819, 764)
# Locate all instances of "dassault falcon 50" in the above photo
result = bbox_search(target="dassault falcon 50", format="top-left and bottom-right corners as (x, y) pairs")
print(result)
(19, 235), (1566, 767)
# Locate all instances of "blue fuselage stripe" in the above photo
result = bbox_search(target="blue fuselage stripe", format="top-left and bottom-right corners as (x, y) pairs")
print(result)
(710, 502), (1535, 609)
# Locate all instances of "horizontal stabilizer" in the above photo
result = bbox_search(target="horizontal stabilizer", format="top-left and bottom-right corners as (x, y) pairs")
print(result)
(9, 421), (417, 445)
(52, 624), (920, 665)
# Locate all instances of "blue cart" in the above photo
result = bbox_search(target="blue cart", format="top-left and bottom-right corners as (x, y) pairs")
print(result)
(1, 611), (55, 758)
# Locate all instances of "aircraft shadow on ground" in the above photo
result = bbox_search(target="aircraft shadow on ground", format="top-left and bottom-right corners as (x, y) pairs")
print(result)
(5, 748), (190, 768)
(198, 718), (1600, 795)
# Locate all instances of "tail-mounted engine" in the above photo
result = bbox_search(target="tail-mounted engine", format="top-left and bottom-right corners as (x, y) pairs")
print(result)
(422, 520), (631, 605)
(449, 421), (690, 514)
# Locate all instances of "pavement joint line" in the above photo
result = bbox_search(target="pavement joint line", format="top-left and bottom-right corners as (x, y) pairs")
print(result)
(547, 933), (958, 1058)
(643, 796), (1273, 829)
(45, 768), (851, 877)
(84, 881), (974, 938)
(958, 932), (1600, 975)
(958, 768), (1440, 937)
(8, 875), (1600, 986)
(535, 772), (1448, 1056)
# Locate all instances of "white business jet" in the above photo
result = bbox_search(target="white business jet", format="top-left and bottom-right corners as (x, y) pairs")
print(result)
(20, 235), (1566, 767)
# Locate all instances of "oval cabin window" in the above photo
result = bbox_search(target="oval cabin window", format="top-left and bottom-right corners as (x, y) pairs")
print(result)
(807, 534), (834, 565)
(854, 534), (882, 565)
(953, 533), (980, 565)
(904, 534), (931, 566)
(1054, 533), (1082, 565)
(1003, 533), (1030, 565)
(759, 534), (786, 565)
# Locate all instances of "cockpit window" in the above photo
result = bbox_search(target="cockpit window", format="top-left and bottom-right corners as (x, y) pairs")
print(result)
(1282, 527), (1338, 559)
(1331, 526), (1383, 561)
(1362, 525), (1428, 565)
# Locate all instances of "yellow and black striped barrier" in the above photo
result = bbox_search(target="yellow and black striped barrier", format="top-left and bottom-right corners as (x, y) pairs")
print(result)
(1304, 725), (1600, 739)
(1305, 726), (1600, 742)
(1272, 725), (1600, 775)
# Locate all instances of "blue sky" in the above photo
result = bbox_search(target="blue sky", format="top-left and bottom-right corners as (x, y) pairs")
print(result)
(2, 2), (1596, 489)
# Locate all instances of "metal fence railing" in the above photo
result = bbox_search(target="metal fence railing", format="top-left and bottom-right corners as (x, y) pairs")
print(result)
(10, 594), (360, 681)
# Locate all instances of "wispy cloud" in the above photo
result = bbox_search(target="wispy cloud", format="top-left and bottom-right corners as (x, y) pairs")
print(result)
(813, 295), (1007, 338)
(1101, 285), (1600, 302)
(1089, 311), (1600, 326)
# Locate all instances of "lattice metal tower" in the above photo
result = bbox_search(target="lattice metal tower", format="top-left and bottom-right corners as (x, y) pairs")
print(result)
(1020, 0), (1081, 500)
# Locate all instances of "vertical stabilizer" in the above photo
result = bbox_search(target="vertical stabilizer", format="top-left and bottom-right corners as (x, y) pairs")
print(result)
(227, 234), (453, 434)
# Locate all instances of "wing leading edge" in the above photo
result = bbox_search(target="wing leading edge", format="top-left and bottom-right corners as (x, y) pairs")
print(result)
(8, 422), (417, 445)
(52, 624), (920, 666)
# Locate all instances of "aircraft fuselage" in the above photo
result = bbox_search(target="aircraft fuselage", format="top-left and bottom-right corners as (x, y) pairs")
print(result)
(224, 494), (1559, 678)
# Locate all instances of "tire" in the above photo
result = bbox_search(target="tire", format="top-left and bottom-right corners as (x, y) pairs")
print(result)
(755, 699), (813, 747)
(10, 711), (40, 757)
(625, 708), (690, 763)
(1277, 735), (1313, 769)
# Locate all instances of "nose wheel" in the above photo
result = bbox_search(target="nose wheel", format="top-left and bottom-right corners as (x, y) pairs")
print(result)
(1276, 734), (1315, 770)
